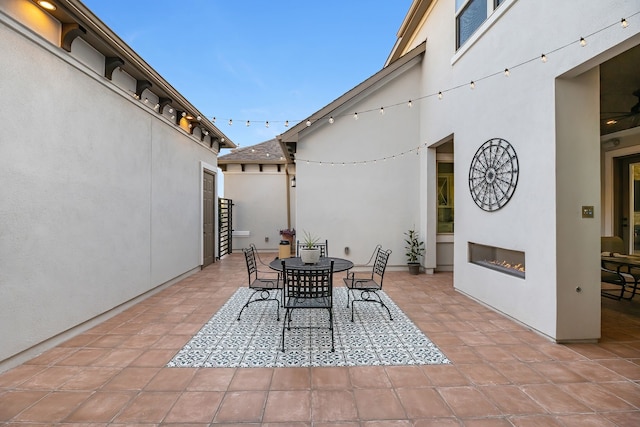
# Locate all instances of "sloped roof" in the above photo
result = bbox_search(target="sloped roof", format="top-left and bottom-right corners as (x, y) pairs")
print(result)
(218, 138), (286, 165)
(276, 41), (426, 161)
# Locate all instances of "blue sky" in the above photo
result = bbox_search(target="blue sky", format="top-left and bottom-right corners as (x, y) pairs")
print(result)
(81, 0), (413, 150)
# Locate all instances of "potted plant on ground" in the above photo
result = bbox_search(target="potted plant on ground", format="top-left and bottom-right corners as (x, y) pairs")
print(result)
(300, 230), (321, 264)
(405, 228), (425, 275)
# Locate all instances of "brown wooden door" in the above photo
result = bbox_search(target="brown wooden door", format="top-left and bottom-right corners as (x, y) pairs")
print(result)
(203, 170), (215, 267)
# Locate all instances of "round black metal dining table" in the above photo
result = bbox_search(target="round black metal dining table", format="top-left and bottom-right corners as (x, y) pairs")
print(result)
(269, 256), (354, 272)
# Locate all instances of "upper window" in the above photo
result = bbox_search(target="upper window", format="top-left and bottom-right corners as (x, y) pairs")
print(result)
(456, 0), (505, 49)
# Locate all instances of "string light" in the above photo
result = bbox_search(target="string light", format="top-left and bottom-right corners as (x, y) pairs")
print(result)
(246, 120), (250, 127)
(205, 13), (637, 129)
(265, 121), (270, 128)
(212, 117), (216, 123)
(295, 141), (430, 166)
(181, 112), (186, 117)
(228, 119), (233, 126)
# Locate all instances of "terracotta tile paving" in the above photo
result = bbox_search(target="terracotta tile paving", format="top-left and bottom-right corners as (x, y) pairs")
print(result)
(0, 252), (639, 425)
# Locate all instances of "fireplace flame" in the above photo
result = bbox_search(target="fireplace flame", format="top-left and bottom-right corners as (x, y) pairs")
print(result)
(487, 259), (525, 273)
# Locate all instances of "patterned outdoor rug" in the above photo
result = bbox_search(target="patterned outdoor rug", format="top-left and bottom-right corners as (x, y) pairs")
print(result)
(168, 287), (449, 368)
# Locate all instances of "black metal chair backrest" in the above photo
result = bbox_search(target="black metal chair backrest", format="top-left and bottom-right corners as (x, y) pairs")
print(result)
(372, 248), (392, 286)
(243, 246), (258, 282)
(296, 239), (328, 258)
(282, 260), (334, 302)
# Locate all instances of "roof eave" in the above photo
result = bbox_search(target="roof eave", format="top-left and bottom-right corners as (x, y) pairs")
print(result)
(52, 0), (235, 149)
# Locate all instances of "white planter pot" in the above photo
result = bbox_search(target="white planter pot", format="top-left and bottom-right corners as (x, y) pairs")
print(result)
(300, 248), (321, 264)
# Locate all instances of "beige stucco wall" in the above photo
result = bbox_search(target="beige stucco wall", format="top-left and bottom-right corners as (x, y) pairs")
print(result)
(0, 6), (218, 369)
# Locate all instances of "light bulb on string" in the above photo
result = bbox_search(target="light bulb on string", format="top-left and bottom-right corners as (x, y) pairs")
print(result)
(379, 107), (385, 115)
(354, 112), (358, 120)
(246, 120), (250, 127)
(212, 117), (216, 123)
(438, 91), (443, 100)
(228, 119), (233, 126)
(541, 53), (547, 62)
(408, 100), (413, 108)
(470, 81), (475, 89)
(306, 120), (311, 127)
(329, 116), (334, 124)
(168, 108), (174, 114)
(181, 112), (186, 117)
(284, 120), (289, 127)
(504, 68), (510, 77)
(621, 18), (628, 28)
(580, 37), (586, 47)
(196, 116), (201, 121)
(265, 121), (270, 128)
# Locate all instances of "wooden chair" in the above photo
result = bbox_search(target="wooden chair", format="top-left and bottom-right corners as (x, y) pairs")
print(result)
(296, 239), (328, 257)
(281, 260), (334, 352)
(237, 246), (282, 321)
(343, 247), (392, 321)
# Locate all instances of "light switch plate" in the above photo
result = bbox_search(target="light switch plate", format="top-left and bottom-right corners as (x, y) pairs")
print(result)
(582, 206), (594, 218)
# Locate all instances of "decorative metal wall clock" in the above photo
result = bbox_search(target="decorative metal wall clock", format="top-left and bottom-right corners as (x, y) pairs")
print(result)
(468, 138), (519, 212)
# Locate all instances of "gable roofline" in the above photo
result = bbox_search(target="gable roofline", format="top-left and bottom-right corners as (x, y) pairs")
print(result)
(36, 0), (235, 149)
(276, 41), (426, 161)
(386, 0), (433, 66)
(218, 138), (286, 167)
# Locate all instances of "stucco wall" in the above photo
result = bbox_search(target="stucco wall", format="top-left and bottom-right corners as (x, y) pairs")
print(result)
(294, 62), (422, 267)
(0, 11), (217, 367)
(224, 164), (290, 252)
(410, 0), (640, 340)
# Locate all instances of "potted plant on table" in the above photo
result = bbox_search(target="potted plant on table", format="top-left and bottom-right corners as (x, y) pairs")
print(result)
(300, 230), (321, 264)
(405, 228), (425, 275)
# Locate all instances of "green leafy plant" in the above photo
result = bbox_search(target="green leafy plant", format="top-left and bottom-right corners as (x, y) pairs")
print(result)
(404, 229), (425, 263)
(302, 230), (320, 249)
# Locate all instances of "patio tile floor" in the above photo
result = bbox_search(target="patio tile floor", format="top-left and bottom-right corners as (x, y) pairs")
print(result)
(0, 252), (639, 425)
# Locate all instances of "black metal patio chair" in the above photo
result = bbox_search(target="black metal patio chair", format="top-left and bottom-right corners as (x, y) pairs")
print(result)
(237, 246), (282, 321)
(281, 259), (334, 352)
(601, 236), (639, 300)
(343, 246), (392, 322)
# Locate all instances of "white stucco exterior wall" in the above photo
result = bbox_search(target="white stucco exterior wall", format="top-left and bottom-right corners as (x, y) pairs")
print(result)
(407, 0), (640, 340)
(294, 62), (422, 266)
(0, 8), (218, 367)
(224, 164), (290, 251)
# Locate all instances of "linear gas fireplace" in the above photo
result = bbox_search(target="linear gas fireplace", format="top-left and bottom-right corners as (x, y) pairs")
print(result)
(469, 242), (525, 279)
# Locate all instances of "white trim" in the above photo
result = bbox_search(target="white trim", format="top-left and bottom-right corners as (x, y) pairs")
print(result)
(200, 161), (217, 266)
